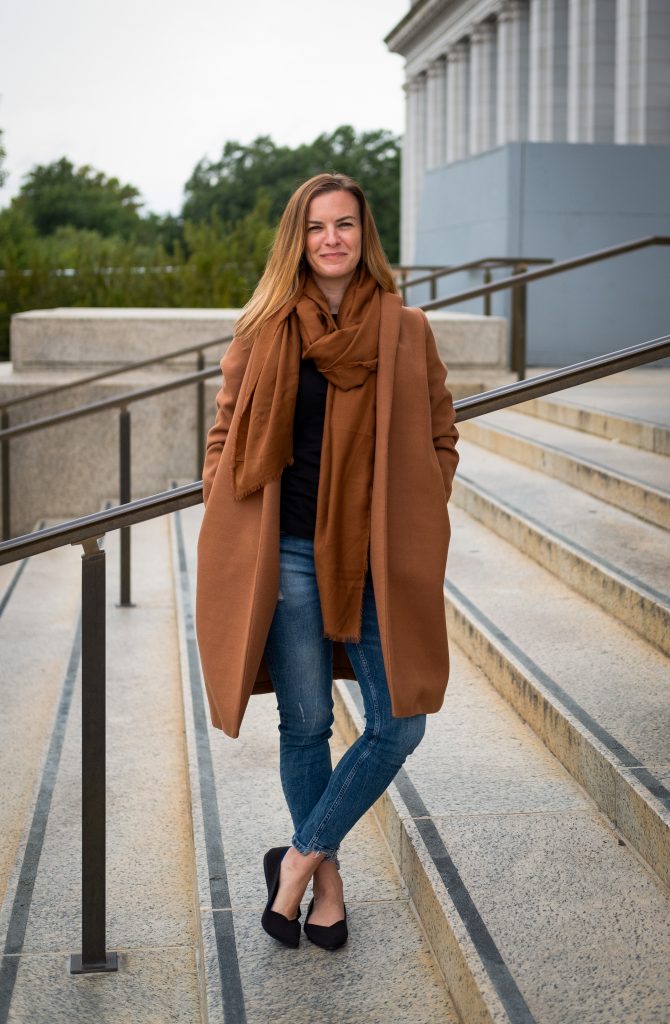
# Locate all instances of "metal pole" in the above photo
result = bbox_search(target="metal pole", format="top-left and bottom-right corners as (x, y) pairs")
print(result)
(1, 409), (9, 541)
(197, 350), (205, 479)
(118, 408), (133, 607)
(517, 277), (527, 381)
(483, 268), (492, 316)
(510, 263), (528, 380)
(430, 275), (437, 302)
(70, 536), (118, 975)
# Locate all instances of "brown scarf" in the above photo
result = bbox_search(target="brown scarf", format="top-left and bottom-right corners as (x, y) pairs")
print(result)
(230, 264), (382, 642)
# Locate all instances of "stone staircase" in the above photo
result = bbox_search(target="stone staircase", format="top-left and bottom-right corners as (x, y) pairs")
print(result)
(0, 370), (668, 1023)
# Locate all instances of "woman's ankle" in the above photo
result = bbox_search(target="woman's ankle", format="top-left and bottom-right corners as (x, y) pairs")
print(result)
(283, 846), (325, 879)
(312, 858), (343, 897)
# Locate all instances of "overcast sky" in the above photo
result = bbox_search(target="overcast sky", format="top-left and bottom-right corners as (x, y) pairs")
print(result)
(0, 0), (409, 216)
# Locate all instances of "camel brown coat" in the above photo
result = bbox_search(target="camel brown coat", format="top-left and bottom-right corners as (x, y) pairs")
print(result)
(195, 293), (459, 738)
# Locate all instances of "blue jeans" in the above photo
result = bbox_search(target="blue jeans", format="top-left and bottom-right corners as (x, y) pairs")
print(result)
(263, 532), (427, 870)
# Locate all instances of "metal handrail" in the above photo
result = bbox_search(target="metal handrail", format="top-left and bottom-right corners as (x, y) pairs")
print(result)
(0, 365), (220, 442)
(0, 362), (223, 545)
(422, 235), (670, 311)
(420, 234), (670, 383)
(420, 234), (670, 380)
(400, 256), (553, 297)
(0, 331), (234, 413)
(1, 332), (668, 978)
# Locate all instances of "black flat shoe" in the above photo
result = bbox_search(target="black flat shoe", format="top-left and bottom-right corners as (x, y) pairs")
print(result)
(261, 846), (302, 948)
(303, 895), (348, 950)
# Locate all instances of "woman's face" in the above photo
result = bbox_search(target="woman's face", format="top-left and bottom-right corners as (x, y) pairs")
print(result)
(304, 190), (362, 286)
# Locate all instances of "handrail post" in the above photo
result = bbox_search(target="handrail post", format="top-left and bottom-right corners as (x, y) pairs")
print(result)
(1, 408), (9, 541)
(118, 407), (134, 607)
(510, 262), (528, 380)
(196, 350), (205, 479)
(483, 268), (492, 316)
(430, 274), (437, 302)
(70, 535), (118, 975)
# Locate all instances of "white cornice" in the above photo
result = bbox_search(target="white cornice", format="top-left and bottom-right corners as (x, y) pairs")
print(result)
(387, 0), (506, 76)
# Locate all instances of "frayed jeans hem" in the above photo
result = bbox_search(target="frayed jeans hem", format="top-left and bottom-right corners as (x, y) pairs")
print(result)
(291, 837), (341, 871)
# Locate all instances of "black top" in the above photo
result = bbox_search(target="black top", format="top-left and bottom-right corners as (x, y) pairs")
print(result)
(279, 334), (331, 540)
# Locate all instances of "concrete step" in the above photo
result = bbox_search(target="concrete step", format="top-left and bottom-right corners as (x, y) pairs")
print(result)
(444, 504), (670, 893)
(170, 502), (461, 1024)
(0, 518), (203, 1023)
(452, 441), (670, 655)
(514, 396), (670, 455)
(334, 640), (670, 1024)
(458, 408), (670, 529)
(519, 367), (670, 455)
(0, 522), (81, 930)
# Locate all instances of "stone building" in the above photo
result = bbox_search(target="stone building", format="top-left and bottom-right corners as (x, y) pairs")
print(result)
(386, 0), (670, 364)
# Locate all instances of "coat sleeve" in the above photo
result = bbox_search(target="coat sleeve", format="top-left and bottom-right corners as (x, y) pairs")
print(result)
(202, 335), (253, 507)
(422, 311), (460, 503)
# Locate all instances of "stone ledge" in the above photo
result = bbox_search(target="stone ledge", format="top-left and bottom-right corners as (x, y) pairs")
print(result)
(10, 306), (509, 372)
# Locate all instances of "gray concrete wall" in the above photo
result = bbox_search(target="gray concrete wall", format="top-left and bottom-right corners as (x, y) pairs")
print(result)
(412, 141), (670, 366)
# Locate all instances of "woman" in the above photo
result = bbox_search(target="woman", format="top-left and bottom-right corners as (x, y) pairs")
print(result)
(196, 173), (459, 952)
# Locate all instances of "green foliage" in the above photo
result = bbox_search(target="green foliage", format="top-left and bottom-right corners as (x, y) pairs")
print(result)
(0, 130), (6, 189)
(15, 157), (144, 238)
(174, 197), (274, 307)
(0, 198), (276, 358)
(183, 125), (400, 262)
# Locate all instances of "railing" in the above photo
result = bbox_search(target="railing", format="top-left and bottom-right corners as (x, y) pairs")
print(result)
(0, 332), (235, 543)
(395, 256), (554, 305)
(0, 364), (224, 591)
(0, 332), (668, 976)
(420, 234), (670, 382)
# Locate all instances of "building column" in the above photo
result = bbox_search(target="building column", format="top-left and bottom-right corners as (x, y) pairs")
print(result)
(567, 0), (616, 142)
(401, 74), (427, 265)
(528, 0), (569, 140)
(426, 57), (448, 169)
(496, 0), (531, 145)
(469, 21), (497, 154)
(446, 41), (469, 161)
(615, 0), (670, 144)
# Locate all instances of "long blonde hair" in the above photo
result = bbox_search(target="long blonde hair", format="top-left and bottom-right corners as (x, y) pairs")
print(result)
(235, 173), (398, 343)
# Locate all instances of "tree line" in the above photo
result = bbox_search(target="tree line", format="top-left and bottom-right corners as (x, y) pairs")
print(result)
(0, 126), (400, 359)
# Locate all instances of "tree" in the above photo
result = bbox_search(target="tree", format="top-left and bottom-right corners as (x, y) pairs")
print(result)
(15, 157), (145, 238)
(0, 129), (7, 189)
(182, 126), (401, 262)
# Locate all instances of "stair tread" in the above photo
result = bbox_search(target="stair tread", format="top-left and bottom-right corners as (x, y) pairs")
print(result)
(447, 504), (670, 767)
(338, 635), (670, 1024)
(0, 539), (81, 912)
(538, 369), (670, 429)
(477, 408), (670, 493)
(455, 439), (670, 601)
(0, 518), (203, 1022)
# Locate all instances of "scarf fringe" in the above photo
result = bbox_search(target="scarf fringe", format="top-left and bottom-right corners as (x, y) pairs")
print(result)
(231, 457), (293, 502)
(324, 632), (362, 644)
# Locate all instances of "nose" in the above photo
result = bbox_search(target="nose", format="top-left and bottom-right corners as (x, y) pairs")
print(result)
(324, 224), (340, 246)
